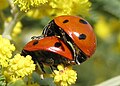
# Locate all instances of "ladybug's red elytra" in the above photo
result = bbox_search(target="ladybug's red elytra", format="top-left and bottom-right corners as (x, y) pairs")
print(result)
(21, 36), (74, 72)
(42, 15), (96, 65)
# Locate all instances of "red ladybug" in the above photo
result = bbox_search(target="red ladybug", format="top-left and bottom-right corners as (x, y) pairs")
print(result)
(42, 15), (96, 64)
(21, 36), (74, 72)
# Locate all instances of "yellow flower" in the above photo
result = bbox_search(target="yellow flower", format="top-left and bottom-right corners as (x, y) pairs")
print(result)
(0, 35), (15, 67)
(27, 0), (91, 19)
(94, 16), (111, 40)
(0, 0), (9, 10)
(7, 54), (35, 81)
(53, 64), (77, 86)
(13, 0), (48, 12)
(71, 0), (91, 17)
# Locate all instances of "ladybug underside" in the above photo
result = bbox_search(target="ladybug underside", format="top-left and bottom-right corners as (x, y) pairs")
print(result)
(22, 50), (73, 72)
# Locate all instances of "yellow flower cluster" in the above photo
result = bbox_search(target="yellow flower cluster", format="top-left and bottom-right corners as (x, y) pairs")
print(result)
(0, 0), (9, 10)
(0, 35), (15, 67)
(53, 65), (77, 86)
(7, 54), (35, 81)
(0, 36), (35, 82)
(27, 0), (91, 18)
(13, 0), (48, 12)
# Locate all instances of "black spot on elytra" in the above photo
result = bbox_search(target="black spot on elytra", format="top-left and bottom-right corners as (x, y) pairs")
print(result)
(79, 19), (87, 24)
(33, 40), (39, 45)
(63, 20), (69, 23)
(79, 34), (86, 40)
(54, 42), (62, 47)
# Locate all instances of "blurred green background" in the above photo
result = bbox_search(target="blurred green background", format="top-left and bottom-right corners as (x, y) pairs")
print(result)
(1, 0), (120, 86)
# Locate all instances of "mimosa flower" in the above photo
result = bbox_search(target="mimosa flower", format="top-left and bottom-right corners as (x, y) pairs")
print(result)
(0, 35), (15, 67)
(27, 0), (91, 19)
(53, 64), (77, 86)
(8, 54), (35, 81)
(13, 0), (48, 12)
(0, 36), (35, 84)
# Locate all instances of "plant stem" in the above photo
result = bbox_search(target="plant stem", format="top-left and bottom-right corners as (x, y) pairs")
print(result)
(2, 0), (25, 40)
(2, 11), (25, 40)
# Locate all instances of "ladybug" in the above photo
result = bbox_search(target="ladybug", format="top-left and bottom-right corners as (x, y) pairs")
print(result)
(42, 15), (96, 64)
(21, 36), (75, 72)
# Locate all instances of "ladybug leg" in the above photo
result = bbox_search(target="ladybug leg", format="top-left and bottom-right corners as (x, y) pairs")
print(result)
(36, 35), (44, 39)
(39, 63), (46, 73)
(31, 36), (37, 40)
(75, 51), (87, 65)
(60, 29), (68, 42)
(31, 35), (44, 40)
(75, 55), (81, 65)
(45, 58), (54, 66)
(50, 66), (54, 73)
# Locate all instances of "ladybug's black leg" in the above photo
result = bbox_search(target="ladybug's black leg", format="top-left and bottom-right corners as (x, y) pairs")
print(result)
(60, 29), (68, 42)
(50, 66), (54, 73)
(75, 55), (81, 65)
(75, 51), (87, 65)
(39, 63), (46, 73)
(31, 35), (44, 40)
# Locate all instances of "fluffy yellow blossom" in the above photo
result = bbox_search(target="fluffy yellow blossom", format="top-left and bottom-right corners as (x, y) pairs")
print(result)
(53, 64), (77, 86)
(7, 54), (35, 81)
(3, 54), (35, 82)
(13, 0), (48, 12)
(0, 35), (15, 67)
(71, 0), (91, 16)
(27, 0), (91, 19)
(0, 0), (9, 10)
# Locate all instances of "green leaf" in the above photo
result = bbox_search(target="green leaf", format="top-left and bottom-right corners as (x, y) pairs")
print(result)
(32, 72), (55, 86)
(0, 75), (6, 86)
(7, 79), (26, 86)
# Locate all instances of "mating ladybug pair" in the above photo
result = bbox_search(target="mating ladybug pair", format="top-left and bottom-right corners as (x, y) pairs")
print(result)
(21, 15), (96, 72)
